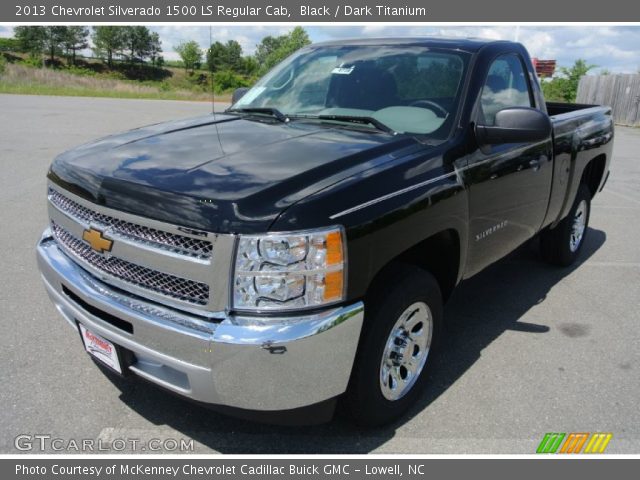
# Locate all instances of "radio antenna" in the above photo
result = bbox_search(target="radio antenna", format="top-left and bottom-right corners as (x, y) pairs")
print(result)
(214, 25), (216, 117)
(209, 25), (225, 155)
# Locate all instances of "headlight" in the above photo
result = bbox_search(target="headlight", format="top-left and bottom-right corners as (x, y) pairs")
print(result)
(233, 226), (346, 311)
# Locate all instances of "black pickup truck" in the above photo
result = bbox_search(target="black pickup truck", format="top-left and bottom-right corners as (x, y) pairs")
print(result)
(37, 38), (613, 426)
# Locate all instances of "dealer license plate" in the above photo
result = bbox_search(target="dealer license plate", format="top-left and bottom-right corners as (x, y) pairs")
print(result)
(78, 324), (122, 374)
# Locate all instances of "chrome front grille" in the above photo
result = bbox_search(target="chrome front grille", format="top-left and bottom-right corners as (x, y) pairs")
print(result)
(51, 222), (209, 305)
(48, 188), (212, 260)
(46, 184), (237, 314)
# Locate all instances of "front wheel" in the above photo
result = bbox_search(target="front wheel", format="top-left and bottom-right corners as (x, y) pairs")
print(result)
(540, 184), (591, 266)
(346, 265), (443, 426)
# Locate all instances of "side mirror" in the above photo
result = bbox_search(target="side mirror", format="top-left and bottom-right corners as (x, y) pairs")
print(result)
(232, 87), (250, 104)
(476, 107), (551, 145)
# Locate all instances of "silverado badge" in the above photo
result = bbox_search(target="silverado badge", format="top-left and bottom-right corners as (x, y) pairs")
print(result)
(82, 228), (113, 254)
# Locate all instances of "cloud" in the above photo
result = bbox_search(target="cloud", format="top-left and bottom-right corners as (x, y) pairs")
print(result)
(2, 25), (639, 73)
(304, 25), (640, 73)
(151, 25), (294, 60)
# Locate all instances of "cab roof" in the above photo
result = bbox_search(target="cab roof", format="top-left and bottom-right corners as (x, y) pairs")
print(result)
(311, 37), (513, 53)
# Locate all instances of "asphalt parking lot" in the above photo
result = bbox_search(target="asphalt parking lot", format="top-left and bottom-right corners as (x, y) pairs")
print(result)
(1, 94), (639, 454)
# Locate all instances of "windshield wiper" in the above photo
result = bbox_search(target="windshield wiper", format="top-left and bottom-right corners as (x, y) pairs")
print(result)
(226, 107), (289, 123)
(313, 115), (397, 135)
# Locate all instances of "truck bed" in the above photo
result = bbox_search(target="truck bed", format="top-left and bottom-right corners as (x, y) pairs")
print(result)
(545, 102), (613, 231)
(547, 102), (611, 140)
(546, 101), (600, 117)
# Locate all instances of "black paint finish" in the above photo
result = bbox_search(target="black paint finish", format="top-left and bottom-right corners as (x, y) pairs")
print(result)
(49, 113), (413, 234)
(48, 38), (614, 304)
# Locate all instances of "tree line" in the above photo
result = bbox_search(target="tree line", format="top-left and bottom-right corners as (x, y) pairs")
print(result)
(172, 27), (311, 92)
(10, 25), (311, 78)
(3, 28), (613, 101)
(174, 26), (310, 77)
(13, 26), (162, 67)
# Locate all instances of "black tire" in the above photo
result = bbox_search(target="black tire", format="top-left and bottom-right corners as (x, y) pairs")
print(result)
(540, 184), (591, 267)
(346, 264), (443, 426)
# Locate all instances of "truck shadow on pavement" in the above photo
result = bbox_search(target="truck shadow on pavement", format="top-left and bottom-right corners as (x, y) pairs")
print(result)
(100, 228), (606, 454)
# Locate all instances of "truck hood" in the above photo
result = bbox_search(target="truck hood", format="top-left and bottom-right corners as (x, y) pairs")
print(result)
(49, 114), (414, 233)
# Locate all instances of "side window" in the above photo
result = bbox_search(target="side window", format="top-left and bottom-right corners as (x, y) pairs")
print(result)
(480, 55), (533, 125)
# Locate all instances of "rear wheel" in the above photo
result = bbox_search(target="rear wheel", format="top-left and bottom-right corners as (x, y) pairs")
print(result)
(540, 184), (591, 266)
(346, 265), (443, 426)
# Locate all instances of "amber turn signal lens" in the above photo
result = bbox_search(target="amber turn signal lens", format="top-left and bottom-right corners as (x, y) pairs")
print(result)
(325, 230), (344, 265)
(323, 270), (344, 301)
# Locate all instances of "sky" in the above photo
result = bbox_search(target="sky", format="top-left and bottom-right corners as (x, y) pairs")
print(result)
(1, 25), (639, 74)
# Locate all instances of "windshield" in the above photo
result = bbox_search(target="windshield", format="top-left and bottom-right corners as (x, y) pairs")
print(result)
(232, 44), (470, 137)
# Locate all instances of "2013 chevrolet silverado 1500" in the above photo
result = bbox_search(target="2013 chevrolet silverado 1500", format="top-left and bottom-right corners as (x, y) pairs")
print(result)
(36, 38), (613, 426)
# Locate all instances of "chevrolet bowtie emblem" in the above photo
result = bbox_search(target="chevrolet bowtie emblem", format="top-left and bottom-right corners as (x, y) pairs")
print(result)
(82, 228), (113, 254)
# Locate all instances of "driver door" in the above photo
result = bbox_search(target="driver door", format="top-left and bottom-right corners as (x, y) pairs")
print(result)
(464, 53), (553, 276)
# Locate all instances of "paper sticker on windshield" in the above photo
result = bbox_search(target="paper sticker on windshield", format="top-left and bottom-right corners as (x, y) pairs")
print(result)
(332, 66), (355, 75)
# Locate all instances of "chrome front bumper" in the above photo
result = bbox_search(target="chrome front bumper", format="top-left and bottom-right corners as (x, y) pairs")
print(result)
(36, 228), (364, 412)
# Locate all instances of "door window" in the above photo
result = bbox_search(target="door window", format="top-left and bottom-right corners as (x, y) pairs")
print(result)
(480, 55), (533, 125)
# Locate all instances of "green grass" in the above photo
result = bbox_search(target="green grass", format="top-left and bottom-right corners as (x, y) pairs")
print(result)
(0, 60), (232, 102)
(0, 81), (217, 101)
